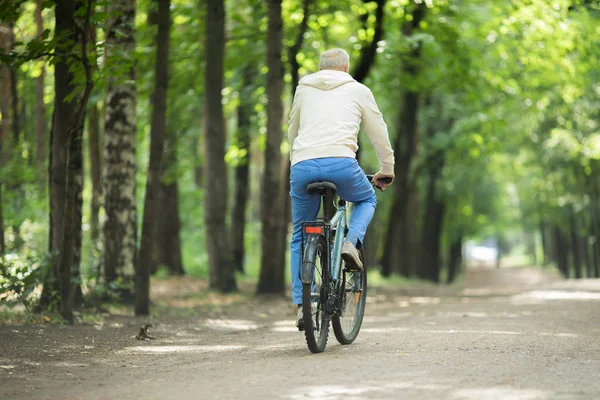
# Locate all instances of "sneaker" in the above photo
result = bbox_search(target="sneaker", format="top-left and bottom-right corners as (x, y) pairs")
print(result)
(296, 304), (318, 331)
(341, 242), (363, 270)
(296, 307), (304, 331)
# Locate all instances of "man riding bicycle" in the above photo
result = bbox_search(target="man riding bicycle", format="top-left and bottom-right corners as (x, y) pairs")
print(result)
(287, 48), (395, 328)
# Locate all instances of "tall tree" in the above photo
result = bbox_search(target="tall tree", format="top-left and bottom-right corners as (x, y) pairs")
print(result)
(446, 234), (463, 284)
(102, 0), (137, 293)
(157, 124), (184, 275)
(417, 99), (448, 282)
(1, 21), (24, 249)
(230, 64), (255, 272)
(269, 0), (312, 284)
(88, 102), (101, 243)
(48, 0), (94, 322)
(257, 0), (285, 295)
(87, 26), (102, 246)
(137, 0), (172, 314)
(352, 0), (386, 84)
(203, 0), (236, 292)
(35, 0), (46, 167)
(0, 183), (4, 254)
(380, 2), (426, 277)
(350, 0), (386, 267)
(0, 22), (9, 254)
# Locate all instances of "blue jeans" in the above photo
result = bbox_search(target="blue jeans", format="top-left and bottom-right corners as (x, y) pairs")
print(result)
(289, 157), (377, 304)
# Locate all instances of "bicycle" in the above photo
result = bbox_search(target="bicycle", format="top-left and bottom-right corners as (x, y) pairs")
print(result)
(300, 174), (392, 353)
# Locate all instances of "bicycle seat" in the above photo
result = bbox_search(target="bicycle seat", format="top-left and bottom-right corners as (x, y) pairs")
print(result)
(306, 181), (337, 196)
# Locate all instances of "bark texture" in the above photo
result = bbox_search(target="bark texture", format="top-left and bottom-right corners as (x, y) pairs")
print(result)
(49, 0), (94, 322)
(137, 0), (172, 314)
(157, 126), (184, 276)
(554, 226), (569, 278)
(257, 0), (286, 295)
(447, 235), (463, 284)
(88, 103), (101, 243)
(102, 0), (137, 290)
(231, 65), (255, 272)
(380, 3), (426, 277)
(35, 0), (46, 167)
(203, 0), (236, 292)
(0, 23), (9, 254)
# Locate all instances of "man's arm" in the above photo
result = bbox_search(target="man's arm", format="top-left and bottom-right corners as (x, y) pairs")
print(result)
(287, 89), (301, 161)
(362, 88), (395, 176)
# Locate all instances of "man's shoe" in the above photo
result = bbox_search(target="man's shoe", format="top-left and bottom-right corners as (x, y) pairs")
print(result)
(296, 307), (304, 331)
(296, 304), (318, 331)
(341, 242), (363, 270)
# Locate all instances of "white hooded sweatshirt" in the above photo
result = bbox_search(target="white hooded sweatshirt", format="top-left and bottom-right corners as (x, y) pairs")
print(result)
(287, 69), (394, 175)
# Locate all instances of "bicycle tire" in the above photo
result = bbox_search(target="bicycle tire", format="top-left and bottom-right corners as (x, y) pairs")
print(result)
(302, 235), (330, 353)
(332, 247), (367, 345)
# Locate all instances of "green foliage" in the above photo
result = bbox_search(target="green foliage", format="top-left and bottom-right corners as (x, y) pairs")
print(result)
(1, 0), (599, 304)
(0, 252), (51, 310)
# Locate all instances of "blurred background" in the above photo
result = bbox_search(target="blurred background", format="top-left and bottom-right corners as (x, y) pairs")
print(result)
(0, 0), (598, 321)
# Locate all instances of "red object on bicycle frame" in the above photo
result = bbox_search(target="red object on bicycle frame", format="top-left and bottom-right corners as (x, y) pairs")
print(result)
(304, 226), (322, 234)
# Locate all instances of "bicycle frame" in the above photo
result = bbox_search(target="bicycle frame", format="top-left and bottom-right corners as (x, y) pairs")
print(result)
(328, 200), (353, 282)
(300, 197), (353, 288)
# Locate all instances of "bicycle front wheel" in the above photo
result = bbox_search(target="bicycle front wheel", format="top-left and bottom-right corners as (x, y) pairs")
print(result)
(302, 235), (330, 353)
(332, 248), (367, 345)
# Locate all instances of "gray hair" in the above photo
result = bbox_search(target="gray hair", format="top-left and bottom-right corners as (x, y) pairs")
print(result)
(319, 48), (350, 70)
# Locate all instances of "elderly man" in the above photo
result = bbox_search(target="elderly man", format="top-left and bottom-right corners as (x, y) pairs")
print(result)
(287, 48), (395, 328)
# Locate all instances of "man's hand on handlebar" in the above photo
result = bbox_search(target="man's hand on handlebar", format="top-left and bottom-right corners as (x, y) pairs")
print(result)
(367, 172), (395, 191)
(373, 172), (395, 191)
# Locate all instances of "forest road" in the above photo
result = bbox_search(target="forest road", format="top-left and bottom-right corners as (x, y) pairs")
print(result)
(1, 266), (600, 400)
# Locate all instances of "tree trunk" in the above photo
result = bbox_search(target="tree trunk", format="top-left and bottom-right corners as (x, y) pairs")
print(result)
(88, 103), (101, 244)
(379, 3), (425, 277)
(8, 24), (19, 147)
(3, 22), (24, 249)
(554, 226), (569, 278)
(580, 231), (591, 278)
(591, 189), (600, 278)
(67, 112), (85, 309)
(0, 24), (9, 148)
(419, 193), (444, 281)
(418, 151), (445, 282)
(281, 0), (311, 273)
(87, 26), (101, 247)
(192, 134), (203, 187)
(35, 0), (46, 168)
(49, 0), (94, 322)
(157, 126), (184, 275)
(380, 91), (419, 277)
(0, 183), (3, 254)
(49, 15), (72, 321)
(0, 23), (8, 254)
(203, 0), (236, 292)
(257, 0), (285, 295)
(230, 65), (255, 273)
(353, 0), (385, 163)
(447, 235), (463, 284)
(137, 0), (172, 314)
(102, 0), (137, 293)
(539, 222), (549, 266)
(570, 214), (582, 279)
(352, 0), (386, 84)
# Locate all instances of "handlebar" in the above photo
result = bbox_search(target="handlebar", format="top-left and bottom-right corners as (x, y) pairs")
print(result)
(366, 175), (394, 191)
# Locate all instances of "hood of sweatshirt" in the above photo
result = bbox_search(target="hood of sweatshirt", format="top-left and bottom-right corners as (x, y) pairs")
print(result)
(298, 70), (356, 91)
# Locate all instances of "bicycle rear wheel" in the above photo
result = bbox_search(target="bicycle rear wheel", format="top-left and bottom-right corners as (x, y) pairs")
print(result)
(332, 248), (367, 345)
(302, 235), (330, 353)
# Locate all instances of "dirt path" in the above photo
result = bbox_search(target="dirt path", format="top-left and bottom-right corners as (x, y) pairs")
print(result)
(1, 266), (600, 400)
